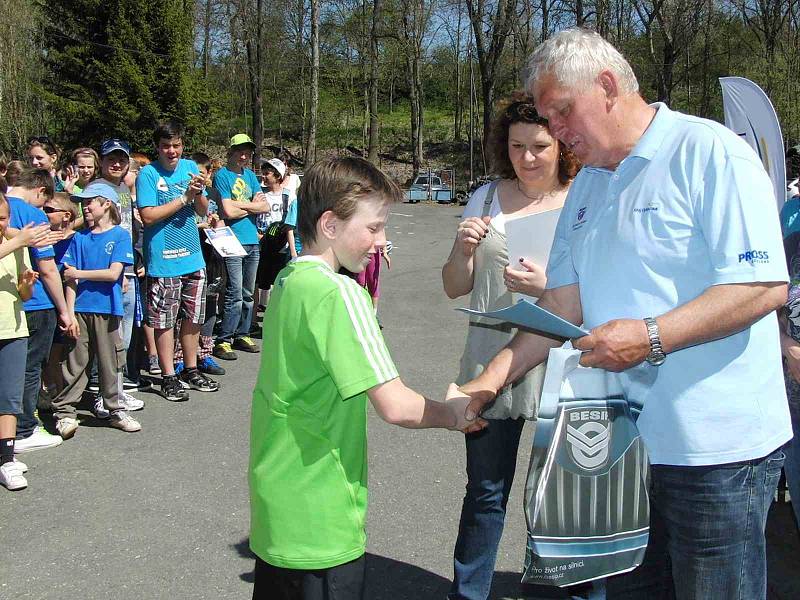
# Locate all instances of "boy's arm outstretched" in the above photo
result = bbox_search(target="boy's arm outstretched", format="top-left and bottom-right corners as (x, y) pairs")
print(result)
(368, 379), (486, 432)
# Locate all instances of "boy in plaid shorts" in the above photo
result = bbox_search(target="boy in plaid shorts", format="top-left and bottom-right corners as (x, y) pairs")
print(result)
(136, 120), (219, 401)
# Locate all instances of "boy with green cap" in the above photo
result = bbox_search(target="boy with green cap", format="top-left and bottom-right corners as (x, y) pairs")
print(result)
(213, 134), (269, 361)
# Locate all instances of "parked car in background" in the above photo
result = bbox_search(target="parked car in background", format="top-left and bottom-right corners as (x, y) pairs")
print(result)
(405, 173), (453, 203)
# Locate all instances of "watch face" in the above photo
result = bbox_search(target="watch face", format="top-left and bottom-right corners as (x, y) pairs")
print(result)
(647, 352), (666, 366)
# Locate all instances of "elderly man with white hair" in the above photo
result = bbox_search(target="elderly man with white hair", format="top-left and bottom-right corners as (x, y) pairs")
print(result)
(457, 28), (790, 599)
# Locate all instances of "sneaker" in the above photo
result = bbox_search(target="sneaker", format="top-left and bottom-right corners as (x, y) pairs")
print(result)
(134, 378), (153, 392)
(93, 395), (110, 419)
(38, 384), (56, 412)
(0, 461), (27, 491)
(109, 410), (141, 433)
(199, 356), (226, 376)
(55, 417), (79, 440)
(13, 459), (28, 473)
(148, 355), (161, 375)
(159, 376), (189, 402)
(14, 426), (63, 454)
(232, 336), (259, 353)
(123, 375), (139, 391)
(174, 361), (185, 375)
(213, 341), (238, 361)
(120, 391), (145, 412)
(86, 375), (100, 393)
(178, 368), (220, 392)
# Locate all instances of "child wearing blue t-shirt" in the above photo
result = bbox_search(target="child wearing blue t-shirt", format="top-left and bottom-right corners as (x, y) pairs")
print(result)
(51, 181), (141, 438)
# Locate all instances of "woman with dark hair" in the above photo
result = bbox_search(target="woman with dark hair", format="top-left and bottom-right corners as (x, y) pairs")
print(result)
(26, 136), (64, 191)
(442, 90), (579, 600)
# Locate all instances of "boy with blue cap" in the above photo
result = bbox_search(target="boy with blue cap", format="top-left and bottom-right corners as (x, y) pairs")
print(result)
(52, 181), (140, 437)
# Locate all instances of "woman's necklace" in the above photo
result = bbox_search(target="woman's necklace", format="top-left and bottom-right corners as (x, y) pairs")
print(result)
(516, 179), (559, 202)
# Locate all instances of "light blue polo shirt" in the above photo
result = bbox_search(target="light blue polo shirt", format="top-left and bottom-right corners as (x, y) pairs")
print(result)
(546, 103), (791, 466)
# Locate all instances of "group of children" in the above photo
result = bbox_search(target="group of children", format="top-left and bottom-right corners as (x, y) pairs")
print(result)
(0, 124), (303, 490)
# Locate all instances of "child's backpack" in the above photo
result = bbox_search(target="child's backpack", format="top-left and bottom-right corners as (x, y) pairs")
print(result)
(522, 347), (650, 587)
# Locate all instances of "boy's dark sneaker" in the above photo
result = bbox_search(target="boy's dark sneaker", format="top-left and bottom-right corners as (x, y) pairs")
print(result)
(213, 341), (237, 361)
(123, 375), (139, 391)
(160, 376), (189, 402)
(178, 368), (219, 392)
(86, 375), (100, 393)
(233, 336), (259, 353)
(198, 356), (226, 376)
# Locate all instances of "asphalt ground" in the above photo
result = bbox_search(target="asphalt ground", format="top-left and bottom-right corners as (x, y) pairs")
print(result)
(2, 202), (798, 599)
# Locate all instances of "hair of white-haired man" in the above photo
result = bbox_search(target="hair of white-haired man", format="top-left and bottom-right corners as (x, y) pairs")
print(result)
(524, 28), (639, 96)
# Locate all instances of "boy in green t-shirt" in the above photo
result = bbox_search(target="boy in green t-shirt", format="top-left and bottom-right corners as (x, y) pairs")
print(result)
(249, 157), (484, 599)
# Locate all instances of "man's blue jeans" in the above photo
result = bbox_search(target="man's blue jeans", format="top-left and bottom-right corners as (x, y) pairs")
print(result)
(449, 418), (525, 600)
(219, 244), (259, 342)
(606, 446), (785, 599)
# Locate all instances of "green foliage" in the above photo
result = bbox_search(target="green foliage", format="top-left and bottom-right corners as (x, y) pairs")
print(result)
(38, 0), (211, 153)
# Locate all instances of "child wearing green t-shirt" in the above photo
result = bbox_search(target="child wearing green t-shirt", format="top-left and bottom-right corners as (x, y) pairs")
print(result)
(249, 157), (485, 599)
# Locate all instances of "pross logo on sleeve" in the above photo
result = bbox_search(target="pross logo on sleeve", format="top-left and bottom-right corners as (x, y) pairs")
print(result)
(738, 250), (770, 265)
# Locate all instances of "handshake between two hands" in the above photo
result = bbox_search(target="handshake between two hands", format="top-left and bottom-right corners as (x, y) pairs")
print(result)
(443, 383), (489, 434)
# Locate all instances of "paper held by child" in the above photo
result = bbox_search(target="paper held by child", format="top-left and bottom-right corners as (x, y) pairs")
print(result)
(457, 299), (589, 339)
(204, 226), (247, 258)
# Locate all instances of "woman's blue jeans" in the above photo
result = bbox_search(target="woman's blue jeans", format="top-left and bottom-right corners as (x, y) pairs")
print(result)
(781, 375), (800, 527)
(449, 418), (525, 600)
(606, 446), (785, 599)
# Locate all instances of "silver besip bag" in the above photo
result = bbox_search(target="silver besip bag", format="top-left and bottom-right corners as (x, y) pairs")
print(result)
(522, 347), (650, 587)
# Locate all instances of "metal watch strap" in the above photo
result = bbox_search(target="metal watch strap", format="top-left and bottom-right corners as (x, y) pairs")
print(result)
(644, 317), (666, 365)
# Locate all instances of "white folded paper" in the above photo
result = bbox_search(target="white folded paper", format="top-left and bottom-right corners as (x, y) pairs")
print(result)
(204, 226), (247, 258)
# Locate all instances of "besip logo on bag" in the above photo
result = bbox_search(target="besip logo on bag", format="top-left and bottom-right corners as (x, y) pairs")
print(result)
(565, 408), (611, 471)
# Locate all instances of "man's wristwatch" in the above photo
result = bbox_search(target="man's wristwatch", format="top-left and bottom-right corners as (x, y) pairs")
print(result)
(643, 317), (666, 366)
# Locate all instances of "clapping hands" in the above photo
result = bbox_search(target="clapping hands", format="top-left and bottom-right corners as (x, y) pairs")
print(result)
(16, 223), (53, 248)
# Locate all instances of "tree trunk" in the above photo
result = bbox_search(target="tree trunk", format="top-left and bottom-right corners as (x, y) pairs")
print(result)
(367, 0), (383, 163)
(246, 0), (263, 168)
(407, 52), (422, 176)
(454, 2), (463, 142)
(465, 0), (518, 156)
(307, 0), (319, 164)
(401, 0), (427, 177)
(202, 0), (212, 78)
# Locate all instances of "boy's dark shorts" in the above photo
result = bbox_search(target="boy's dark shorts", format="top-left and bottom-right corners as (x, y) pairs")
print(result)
(252, 554), (365, 600)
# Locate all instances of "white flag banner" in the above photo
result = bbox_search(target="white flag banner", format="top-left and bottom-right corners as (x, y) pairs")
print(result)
(720, 76), (786, 209)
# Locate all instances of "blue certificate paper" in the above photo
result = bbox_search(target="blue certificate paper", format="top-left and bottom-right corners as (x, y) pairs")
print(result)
(458, 299), (589, 339)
